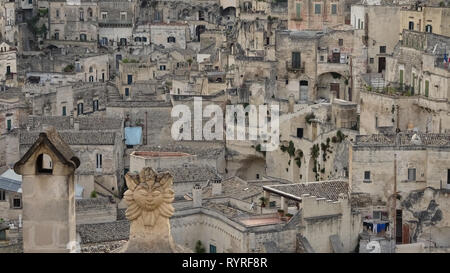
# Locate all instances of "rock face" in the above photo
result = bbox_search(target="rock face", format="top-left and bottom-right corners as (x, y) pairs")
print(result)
(119, 167), (188, 253)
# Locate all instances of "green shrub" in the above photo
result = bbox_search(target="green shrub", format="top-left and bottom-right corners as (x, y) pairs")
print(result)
(90, 191), (97, 198)
(195, 240), (206, 253)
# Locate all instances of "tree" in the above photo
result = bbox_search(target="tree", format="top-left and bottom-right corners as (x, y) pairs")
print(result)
(195, 240), (206, 253)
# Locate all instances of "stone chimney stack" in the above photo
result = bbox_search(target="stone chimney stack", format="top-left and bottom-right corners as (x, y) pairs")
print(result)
(211, 179), (222, 196)
(192, 184), (202, 207)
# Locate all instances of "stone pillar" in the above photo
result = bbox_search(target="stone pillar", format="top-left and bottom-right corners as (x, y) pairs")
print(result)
(263, 190), (271, 203)
(281, 196), (288, 212)
(211, 179), (222, 196)
(192, 184), (202, 207)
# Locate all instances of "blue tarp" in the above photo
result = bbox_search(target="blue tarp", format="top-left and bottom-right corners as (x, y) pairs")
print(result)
(125, 127), (142, 145)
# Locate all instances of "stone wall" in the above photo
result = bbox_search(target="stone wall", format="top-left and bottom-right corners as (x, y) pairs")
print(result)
(75, 197), (117, 225)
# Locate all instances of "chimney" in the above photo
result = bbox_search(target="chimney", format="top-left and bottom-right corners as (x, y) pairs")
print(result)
(211, 179), (222, 196)
(192, 184), (202, 207)
(69, 111), (74, 127)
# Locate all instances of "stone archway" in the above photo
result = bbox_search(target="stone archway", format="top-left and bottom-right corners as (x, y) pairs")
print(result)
(317, 72), (348, 100)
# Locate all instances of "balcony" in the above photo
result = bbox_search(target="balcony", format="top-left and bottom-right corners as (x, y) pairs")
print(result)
(286, 60), (305, 73)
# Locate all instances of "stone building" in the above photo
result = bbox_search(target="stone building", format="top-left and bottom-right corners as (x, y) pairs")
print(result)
(48, 0), (99, 42)
(288, 0), (346, 31)
(0, 41), (17, 87)
(98, 0), (137, 47)
(350, 5), (401, 74)
(399, 6), (450, 37)
(350, 133), (450, 248)
(150, 23), (190, 50)
(359, 30), (449, 135)
(0, 173), (22, 221)
(19, 115), (125, 199)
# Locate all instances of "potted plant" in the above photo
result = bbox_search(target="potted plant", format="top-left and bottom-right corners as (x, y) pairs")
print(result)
(259, 197), (268, 207)
(285, 213), (293, 221)
(277, 209), (285, 218)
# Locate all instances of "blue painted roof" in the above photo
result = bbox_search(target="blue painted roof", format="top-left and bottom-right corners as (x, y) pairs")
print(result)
(0, 177), (22, 192)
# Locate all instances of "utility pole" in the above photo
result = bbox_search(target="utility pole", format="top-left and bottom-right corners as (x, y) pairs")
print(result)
(392, 152), (397, 252)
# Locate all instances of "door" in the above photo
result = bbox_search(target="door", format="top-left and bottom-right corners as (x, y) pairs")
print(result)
(378, 57), (386, 73)
(402, 224), (410, 244)
(330, 83), (340, 99)
(116, 54), (122, 69)
(332, 52), (340, 63)
(209, 244), (216, 253)
(300, 80), (308, 101)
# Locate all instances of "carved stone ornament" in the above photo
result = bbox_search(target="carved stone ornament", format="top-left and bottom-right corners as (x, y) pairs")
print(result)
(119, 167), (189, 252)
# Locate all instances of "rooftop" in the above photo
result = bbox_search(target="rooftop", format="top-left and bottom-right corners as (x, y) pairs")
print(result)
(354, 133), (450, 147)
(263, 180), (349, 202)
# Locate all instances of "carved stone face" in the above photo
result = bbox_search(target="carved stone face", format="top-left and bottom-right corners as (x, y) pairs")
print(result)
(123, 167), (175, 227)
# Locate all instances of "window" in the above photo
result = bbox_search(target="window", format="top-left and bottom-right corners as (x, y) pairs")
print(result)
(199, 10), (205, 21)
(314, 4), (321, 14)
(380, 46), (386, 54)
(160, 65), (166, 71)
(89, 66), (93, 73)
(369, 58), (374, 64)
(120, 12), (127, 21)
(142, 37), (147, 42)
(56, 9), (60, 18)
(256, 174), (260, 179)
(125, 88), (130, 96)
(93, 100), (99, 111)
(28, 0), (32, 4)
(296, 3), (301, 19)
(36, 154), (53, 174)
(79, 9), (84, 21)
(13, 198), (21, 208)
(408, 168), (416, 181)
(80, 34), (87, 41)
(89, 76), (94, 82)
(167, 36), (176, 43)
(408, 21), (414, 30)
(399, 69), (404, 87)
(62, 106), (66, 116)
(96, 154), (102, 169)
(101, 37), (108, 46)
(425, 25), (432, 33)
(425, 80), (429, 97)
(331, 4), (337, 15)
(364, 171), (371, 182)
(292, 51), (301, 69)
(135, 37), (142, 42)
(127, 74), (133, 84)
(88, 8), (93, 17)
(77, 102), (84, 115)
(54, 32), (59, 40)
(7, 119), (11, 131)
(358, 19), (361, 29)
(297, 128), (303, 138)
(0, 190), (5, 201)
(320, 55), (324, 62)
(209, 244), (216, 253)
(101, 12), (107, 20)
(338, 39), (343, 46)
(447, 169), (450, 187)
(119, 38), (127, 46)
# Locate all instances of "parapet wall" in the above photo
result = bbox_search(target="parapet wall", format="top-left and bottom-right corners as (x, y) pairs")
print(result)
(301, 194), (347, 219)
(76, 198), (117, 225)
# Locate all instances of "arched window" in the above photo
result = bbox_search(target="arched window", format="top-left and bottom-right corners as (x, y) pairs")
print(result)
(88, 8), (93, 17)
(80, 34), (87, 41)
(36, 154), (53, 174)
(167, 36), (176, 43)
